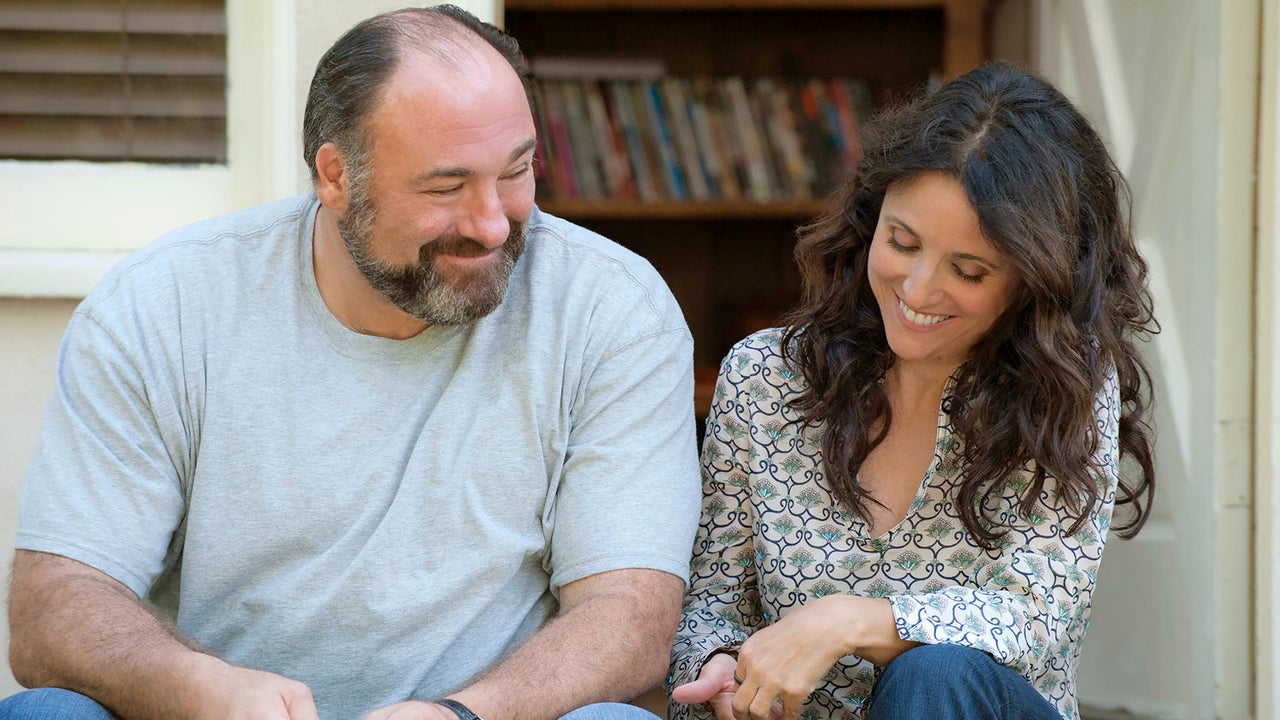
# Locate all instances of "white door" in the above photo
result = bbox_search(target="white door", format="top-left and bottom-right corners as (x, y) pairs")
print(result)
(1035, 1), (1258, 718)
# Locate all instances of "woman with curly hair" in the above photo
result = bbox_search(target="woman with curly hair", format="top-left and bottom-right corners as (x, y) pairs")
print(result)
(668, 63), (1157, 720)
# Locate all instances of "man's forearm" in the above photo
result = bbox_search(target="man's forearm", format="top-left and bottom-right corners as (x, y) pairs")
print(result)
(9, 551), (220, 718)
(7, 550), (317, 720)
(449, 568), (685, 720)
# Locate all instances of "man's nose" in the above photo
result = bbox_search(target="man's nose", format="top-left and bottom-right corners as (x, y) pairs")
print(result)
(457, 185), (510, 248)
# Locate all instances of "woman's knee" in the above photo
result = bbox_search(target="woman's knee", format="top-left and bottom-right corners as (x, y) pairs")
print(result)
(880, 643), (997, 686)
(867, 645), (1004, 720)
(0, 687), (117, 720)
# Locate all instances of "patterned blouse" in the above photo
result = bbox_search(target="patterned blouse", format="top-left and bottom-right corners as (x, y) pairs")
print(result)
(668, 329), (1120, 720)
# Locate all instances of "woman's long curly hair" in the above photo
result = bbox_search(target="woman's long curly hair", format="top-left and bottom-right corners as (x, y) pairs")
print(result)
(781, 63), (1156, 547)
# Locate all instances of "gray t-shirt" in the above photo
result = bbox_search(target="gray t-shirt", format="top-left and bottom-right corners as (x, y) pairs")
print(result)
(17, 194), (700, 719)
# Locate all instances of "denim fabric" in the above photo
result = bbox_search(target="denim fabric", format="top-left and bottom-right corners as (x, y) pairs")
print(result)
(865, 645), (1063, 720)
(0, 688), (117, 720)
(0, 693), (654, 720)
(561, 702), (661, 720)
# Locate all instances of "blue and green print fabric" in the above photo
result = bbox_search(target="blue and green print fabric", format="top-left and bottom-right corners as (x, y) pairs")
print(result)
(668, 329), (1120, 720)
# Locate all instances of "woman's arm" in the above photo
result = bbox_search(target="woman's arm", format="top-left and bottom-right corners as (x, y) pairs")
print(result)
(668, 338), (774, 720)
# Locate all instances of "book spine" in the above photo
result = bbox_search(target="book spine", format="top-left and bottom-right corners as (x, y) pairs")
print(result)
(828, 77), (864, 171)
(759, 77), (810, 200)
(584, 80), (634, 199)
(643, 80), (688, 201)
(687, 77), (726, 201)
(560, 80), (606, 199)
(609, 80), (658, 202)
(662, 77), (711, 201)
(801, 78), (840, 196)
(703, 79), (744, 201)
(539, 79), (579, 199)
(724, 76), (772, 202)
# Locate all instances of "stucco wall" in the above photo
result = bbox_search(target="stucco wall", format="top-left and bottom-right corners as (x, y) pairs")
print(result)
(0, 299), (78, 696)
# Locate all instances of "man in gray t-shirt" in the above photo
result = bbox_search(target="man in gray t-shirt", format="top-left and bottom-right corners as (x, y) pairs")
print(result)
(5, 7), (699, 720)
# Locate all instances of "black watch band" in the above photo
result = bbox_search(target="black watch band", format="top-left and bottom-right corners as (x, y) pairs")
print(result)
(437, 699), (485, 720)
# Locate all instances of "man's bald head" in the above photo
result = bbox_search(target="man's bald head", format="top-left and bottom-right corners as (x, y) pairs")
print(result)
(302, 4), (533, 184)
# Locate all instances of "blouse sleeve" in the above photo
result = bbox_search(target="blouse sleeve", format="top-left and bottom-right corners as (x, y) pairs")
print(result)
(667, 340), (771, 708)
(888, 370), (1123, 688)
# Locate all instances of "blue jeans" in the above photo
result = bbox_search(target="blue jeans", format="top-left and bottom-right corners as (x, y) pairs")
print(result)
(865, 644), (1062, 720)
(0, 688), (116, 720)
(0, 690), (656, 720)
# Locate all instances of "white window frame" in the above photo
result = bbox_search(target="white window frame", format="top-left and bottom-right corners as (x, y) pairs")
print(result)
(0, 0), (301, 297)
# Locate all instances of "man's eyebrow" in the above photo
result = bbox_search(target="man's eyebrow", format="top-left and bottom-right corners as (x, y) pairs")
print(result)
(509, 138), (537, 163)
(411, 138), (538, 183)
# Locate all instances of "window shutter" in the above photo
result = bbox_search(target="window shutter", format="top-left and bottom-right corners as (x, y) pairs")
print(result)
(0, 0), (227, 163)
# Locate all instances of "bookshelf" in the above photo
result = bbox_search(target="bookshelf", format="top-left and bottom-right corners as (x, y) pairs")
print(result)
(504, 0), (989, 417)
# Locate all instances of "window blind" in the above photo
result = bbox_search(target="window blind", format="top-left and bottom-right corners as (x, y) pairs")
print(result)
(0, 0), (226, 163)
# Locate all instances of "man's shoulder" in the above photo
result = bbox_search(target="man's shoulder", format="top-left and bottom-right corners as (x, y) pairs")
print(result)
(526, 208), (663, 287)
(522, 208), (687, 337)
(82, 194), (316, 313)
(523, 208), (682, 328)
(155, 194), (315, 248)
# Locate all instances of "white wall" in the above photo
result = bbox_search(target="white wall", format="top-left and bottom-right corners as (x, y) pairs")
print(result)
(1255, 0), (1280, 716)
(0, 299), (78, 697)
(1037, 1), (1257, 717)
(0, 0), (496, 698)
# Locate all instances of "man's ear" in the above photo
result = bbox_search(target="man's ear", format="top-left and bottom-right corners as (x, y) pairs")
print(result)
(315, 142), (350, 214)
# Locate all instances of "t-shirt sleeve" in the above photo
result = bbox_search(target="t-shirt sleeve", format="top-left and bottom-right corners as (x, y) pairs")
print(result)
(16, 307), (189, 598)
(545, 307), (701, 594)
(888, 370), (1122, 690)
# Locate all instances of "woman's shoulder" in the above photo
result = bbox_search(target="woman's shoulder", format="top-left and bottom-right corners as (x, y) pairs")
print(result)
(715, 327), (809, 402)
(721, 327), (790, 373)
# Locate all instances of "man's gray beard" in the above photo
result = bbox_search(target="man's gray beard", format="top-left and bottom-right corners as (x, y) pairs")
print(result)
(337, 179), (527, 326)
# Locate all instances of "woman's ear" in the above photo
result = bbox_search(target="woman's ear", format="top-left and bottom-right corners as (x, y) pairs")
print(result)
(315, 142), (350, 214)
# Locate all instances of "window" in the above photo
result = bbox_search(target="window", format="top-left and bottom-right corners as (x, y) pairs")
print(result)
(0, 0), (288, 297)
(0, 0), (227, 163)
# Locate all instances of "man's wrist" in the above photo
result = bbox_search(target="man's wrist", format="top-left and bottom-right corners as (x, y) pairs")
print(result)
(437, 698), (486, 720)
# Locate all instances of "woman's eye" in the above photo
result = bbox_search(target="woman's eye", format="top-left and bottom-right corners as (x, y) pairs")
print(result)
(953, 265), (986, 283)
(886, 231), (916, 252)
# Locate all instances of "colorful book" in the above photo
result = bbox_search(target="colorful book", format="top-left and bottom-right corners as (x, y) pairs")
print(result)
(662, 77), (711, 201)
(609, 80), (659, 202)
(724, 76), (772, 201)
(642, 80), (688, 201)
(584, 80), (635, 199)
(538, 79), (578, 199)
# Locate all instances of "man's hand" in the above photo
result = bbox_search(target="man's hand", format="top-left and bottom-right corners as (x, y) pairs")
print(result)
(193, 662), (320, 720)
(362, 700), (454, 720)
(671, 652), (739, 720)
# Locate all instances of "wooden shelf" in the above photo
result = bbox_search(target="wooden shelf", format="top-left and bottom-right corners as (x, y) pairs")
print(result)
(534, 198), (828, 220)
(507, 1), (956, 11)
(505, 0), (984, 79)
(507, 0), (988, 418)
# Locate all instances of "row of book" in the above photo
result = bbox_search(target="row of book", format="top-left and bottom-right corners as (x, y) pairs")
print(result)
(531, 74), (873, 203)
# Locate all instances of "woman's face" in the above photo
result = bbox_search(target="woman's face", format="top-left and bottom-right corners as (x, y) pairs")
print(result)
(867, 171), (1021, 372)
